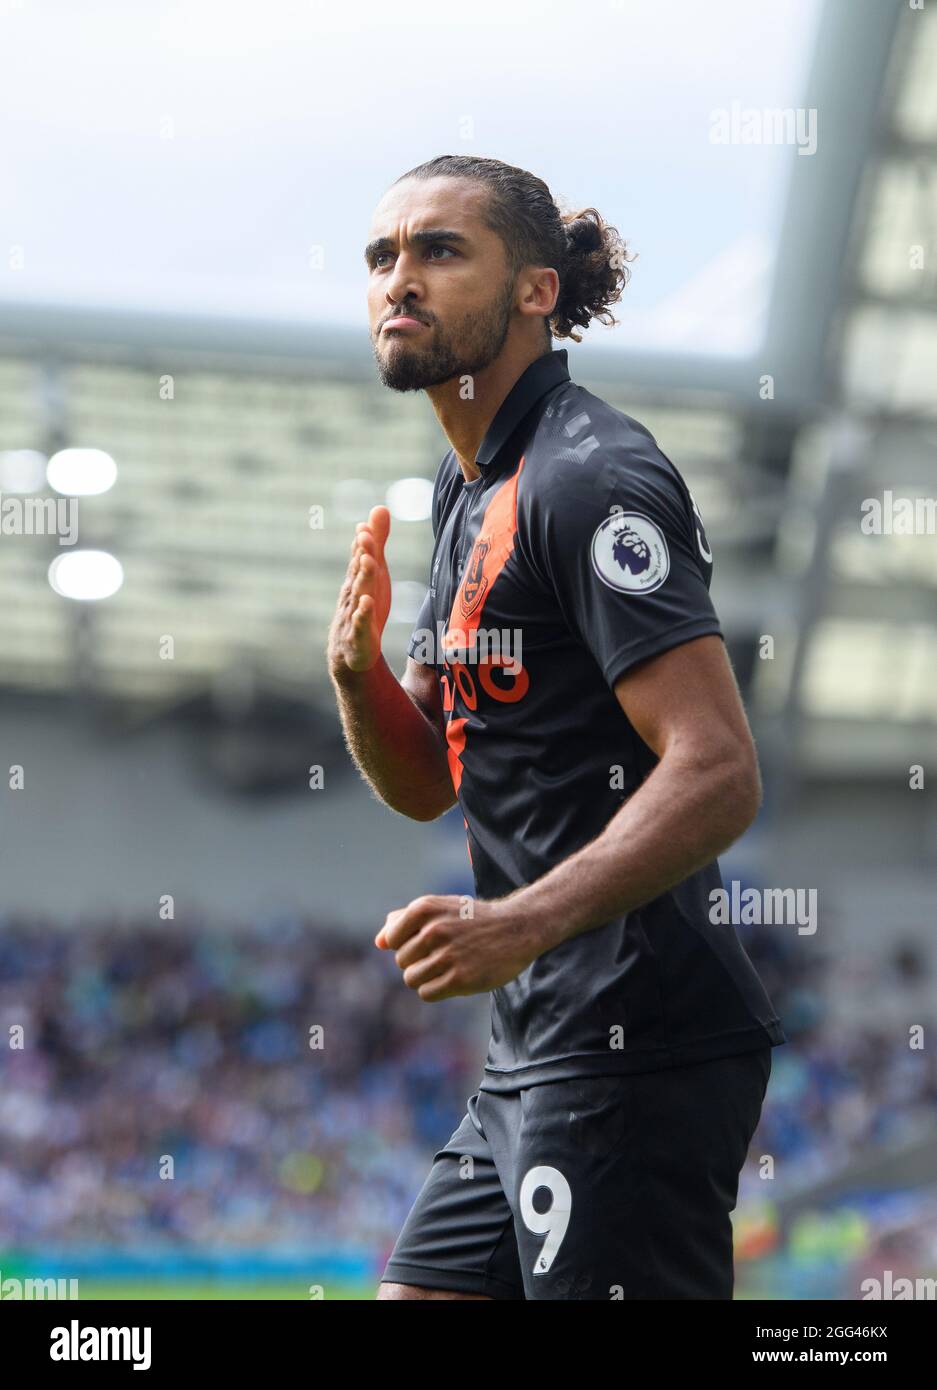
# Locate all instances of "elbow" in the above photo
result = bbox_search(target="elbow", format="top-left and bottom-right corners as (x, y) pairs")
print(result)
(417, 794), (459, 823)
(723, 746), (762, 835)
(681, 733), (761, 839)
(394, 789), (457, 823)
(402, 803), (445, 823)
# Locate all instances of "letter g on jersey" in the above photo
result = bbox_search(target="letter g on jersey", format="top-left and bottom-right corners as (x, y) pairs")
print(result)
(590, 512), (670, 595)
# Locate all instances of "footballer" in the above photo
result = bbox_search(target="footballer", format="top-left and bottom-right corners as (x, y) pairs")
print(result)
(328, 155), (785, 1301)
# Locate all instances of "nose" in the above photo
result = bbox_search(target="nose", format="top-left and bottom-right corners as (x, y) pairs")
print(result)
(384, 248), (425, 312)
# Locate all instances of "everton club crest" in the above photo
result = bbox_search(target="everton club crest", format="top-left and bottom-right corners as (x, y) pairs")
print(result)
(459, 537), (490, 617)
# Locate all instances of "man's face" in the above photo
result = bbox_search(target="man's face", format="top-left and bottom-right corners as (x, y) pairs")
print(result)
(365, 176), (517, 391)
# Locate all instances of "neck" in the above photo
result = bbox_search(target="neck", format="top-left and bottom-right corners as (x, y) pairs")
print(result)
(425, 339), (550, 483)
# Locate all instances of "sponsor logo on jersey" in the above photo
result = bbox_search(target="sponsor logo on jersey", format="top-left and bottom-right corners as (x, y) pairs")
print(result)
(591, 512), (670, 594)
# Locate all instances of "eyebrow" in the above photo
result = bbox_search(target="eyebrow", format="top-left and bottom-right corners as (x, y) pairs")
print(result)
(364, 228), (469, 264)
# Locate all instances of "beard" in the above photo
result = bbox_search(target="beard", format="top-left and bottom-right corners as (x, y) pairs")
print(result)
(371, 276), (515, 392)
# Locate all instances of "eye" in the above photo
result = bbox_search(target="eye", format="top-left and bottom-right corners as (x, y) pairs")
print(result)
(370, 243), (455, 270)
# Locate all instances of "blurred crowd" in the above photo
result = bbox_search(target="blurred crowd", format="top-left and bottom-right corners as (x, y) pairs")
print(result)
(0, 917), (481, 1260)
(0, 915), (935, 1276)
(737, 924), (937, 1296)
(741, 925), (937, 1194)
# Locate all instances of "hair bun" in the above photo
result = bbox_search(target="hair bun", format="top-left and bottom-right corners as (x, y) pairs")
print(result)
(565, 215), (603, 252)
(554, 206), (634, 342)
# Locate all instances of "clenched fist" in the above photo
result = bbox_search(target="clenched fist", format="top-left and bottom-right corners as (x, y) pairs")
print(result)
(376, 895), (541, 1002)
(328, 505), (392, 678)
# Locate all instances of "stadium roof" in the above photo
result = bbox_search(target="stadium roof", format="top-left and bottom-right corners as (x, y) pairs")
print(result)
(0, 0), (933, 777)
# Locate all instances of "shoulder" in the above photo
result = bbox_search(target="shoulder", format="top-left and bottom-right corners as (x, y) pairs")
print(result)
(518, 384), (696, 541)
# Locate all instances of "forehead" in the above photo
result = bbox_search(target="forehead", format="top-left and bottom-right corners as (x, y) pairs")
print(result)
(369, 175), (491, 239)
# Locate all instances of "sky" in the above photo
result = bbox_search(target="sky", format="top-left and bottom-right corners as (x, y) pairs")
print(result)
(0, 0), (821, 358)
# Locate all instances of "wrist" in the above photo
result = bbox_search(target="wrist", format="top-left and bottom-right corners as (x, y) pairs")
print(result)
(495, 889), (563, 961)
(329, 651), (381, 688)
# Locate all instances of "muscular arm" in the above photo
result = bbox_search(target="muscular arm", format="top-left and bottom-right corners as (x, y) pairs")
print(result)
(505, 634), (761, 950)
(379, 634), (762, 999)
(332, 655), (456, 821)
(328, 505), (455, 822)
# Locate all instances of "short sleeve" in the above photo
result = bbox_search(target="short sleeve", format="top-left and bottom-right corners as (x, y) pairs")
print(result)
(525, 442), (723, 689)
(406, 586), (436, 666)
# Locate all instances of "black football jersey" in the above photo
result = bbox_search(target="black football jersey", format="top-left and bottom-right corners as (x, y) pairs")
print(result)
(408, 348), (785, 1090)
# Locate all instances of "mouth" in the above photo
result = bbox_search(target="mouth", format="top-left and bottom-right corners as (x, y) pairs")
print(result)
(381, 315), (429, 335)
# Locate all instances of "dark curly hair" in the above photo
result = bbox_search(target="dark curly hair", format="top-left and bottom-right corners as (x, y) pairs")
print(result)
(392, 154), (634, 343)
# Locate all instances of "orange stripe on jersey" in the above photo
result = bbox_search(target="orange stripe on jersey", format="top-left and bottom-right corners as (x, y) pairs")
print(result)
(443, 455), (525, 654)
(445, 716), (468, 794)
(441, 457), (525, 794)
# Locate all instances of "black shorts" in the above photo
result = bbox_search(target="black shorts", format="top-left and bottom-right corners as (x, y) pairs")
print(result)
(382, 1047), (771, 1300)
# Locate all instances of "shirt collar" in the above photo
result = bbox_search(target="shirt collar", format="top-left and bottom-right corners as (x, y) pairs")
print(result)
(475, 348), (571, 475)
